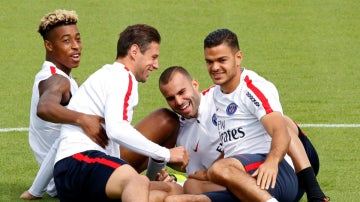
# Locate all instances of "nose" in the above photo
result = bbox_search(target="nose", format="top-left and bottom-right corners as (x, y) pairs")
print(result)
(210, 62), (220, 71)
(174, 96), (182, 106)
(71, 40), (81, 50)
(153, 59), (159, 69)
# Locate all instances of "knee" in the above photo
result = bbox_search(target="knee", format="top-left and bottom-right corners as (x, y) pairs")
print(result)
(183, 178), (199, 194)
(207, 158), (233, 182)
(125, 174), (150, 191)
(135, 174), (150, 185)
(168, 182), (184, 195)
(123, 166), (150, 185)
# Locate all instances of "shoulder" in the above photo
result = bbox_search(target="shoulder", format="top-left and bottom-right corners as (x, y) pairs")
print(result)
(39, 74), (71, 94)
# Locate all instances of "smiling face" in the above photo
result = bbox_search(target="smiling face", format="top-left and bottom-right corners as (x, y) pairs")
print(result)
(45, 24), (82, 75)
(134, 42), (160, 83)
(204, 42), (243, 94)
(160, 71), (201, 119)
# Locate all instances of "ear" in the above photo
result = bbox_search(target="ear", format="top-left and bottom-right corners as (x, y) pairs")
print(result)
(129, 44), (140, 58)
(44, 40), (53, 52)
(192, 79), (199, 91)
(235, 50), (243, 67)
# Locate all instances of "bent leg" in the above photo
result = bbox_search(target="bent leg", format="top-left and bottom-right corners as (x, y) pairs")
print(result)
(296, 125), (320, 174)
(183, 178), (225, 194)
(284, 116), (327, 202)
(165, 194), (212, 202)
(207, 158), (273, 202)
(149, 181), (184, 202)
(106, 164), (150, 202)
(150, 181), (183, 195)
(121, 108), (179, 172)
(284, 115), (312, 172)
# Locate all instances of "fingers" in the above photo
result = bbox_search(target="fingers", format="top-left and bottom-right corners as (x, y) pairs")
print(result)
(253, 168), (277, 190)
(98, 127), (109, 148)
(260, 173), (270, 190)
(99, 117), (105, 123)
(93, 132), (108, 148)
(182, 149), (190, 167)
(156, 169), (175, 182)
(92, 123), (108, 148)
(271, 174), (276, 189)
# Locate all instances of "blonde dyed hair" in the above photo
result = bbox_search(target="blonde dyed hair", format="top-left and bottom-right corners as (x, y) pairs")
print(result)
(38, 9), (78, 39)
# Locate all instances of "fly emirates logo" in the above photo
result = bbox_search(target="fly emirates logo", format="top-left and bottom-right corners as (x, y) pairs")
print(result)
(217, 120), (245, 143)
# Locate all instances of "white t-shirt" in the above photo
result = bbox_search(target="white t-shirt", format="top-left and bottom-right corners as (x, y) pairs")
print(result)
(177, 86), (223, 175)
(213, 68), (293, 167)
(55, 62), (170, 164)
(29, 61), (78, 165)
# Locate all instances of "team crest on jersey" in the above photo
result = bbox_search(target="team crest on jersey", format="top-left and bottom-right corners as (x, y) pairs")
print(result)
(211, 113), (217, 126)
(226, 103), (238, 115)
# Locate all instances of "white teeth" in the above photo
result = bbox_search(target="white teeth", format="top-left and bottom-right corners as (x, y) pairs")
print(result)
(180, 102), (190, 109)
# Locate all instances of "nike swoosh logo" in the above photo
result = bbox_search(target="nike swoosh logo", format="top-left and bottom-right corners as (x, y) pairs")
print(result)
(193, 141), (199, 152)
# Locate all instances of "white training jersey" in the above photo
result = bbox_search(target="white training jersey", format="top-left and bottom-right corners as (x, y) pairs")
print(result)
(213, 68), (283, 157)
(177, 86), (223, 175)
(29, 61), (78, 165)
(55, 62), (170, 164)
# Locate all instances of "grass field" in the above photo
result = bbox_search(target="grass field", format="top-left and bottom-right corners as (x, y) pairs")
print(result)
(1, 0), (359, 201)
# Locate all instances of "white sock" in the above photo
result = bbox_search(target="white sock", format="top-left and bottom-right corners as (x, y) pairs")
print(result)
(266, 198), (278, 202)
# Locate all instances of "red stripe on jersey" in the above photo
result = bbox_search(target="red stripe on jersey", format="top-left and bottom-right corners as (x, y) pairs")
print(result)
(244, 75), (273, 114)
(123, 67), (132, 121)
(50, 66), (56, 75)
(201, 85), (215, 95)
(244, 161), (263, 172)
(72, 153), (121, 169)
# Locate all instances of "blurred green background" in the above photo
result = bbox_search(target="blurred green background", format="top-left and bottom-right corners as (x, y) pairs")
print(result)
(0, 1), (359, 201)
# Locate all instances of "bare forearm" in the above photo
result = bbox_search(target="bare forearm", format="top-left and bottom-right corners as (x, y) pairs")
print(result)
(37, 102), (82, 125)
(262, 112), (291, 163)
(267, 133), (290, 163)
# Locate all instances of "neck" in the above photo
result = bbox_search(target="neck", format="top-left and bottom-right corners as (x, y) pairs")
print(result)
(45, 57), (71, 75)
(116, 57), (134, 73)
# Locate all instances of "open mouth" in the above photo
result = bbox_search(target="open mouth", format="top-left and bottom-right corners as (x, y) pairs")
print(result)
(71, 53), (81, 62)
(180, 102), (190, 110)
(177, 102), (191, 115)
(211, 72), (223, 79)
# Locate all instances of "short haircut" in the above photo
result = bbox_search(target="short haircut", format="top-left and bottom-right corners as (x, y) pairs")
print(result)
(38, 9), (78, 40)
(204, 29), (240, 51)
(116, 24), (161, 58)
(159, 66), (192, 86)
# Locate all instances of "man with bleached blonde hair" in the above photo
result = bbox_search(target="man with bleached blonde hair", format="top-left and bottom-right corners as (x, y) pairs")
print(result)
(21, 9), (107, 200)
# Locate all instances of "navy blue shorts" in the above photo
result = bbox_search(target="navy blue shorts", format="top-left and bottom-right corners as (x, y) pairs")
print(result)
(234, 154), (298, 201)
(54, 150), (128, 202)
(204, 153), (298, 202)
(204, 126), (319, 202)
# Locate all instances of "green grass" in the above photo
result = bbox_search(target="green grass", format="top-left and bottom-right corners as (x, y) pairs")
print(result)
(1, 0), (359, 201)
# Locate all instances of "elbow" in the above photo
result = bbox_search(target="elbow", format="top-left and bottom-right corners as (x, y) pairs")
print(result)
(36, 102), (49, 120)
